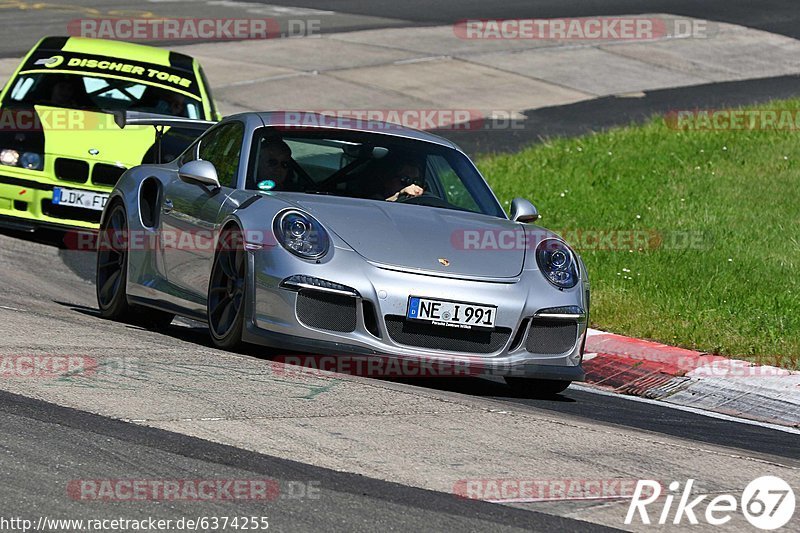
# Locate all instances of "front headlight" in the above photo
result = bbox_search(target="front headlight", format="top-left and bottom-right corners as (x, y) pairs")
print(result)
(536, 238), (579, 289)
(273, 210), (329, 259)
(0, 149), (19, 166)
(0, 149), (43, 170)
(19, 152), (43, 170)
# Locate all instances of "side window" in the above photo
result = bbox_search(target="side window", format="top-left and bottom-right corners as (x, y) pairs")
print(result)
(428, 155), (481, 212)
(178, 138), (199, 166)
(198, 122), (244, 188)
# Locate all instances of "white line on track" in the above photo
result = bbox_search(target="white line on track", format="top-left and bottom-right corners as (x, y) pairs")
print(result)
(486, 495), (635, 504)
(572, 383), (800, 435)
(204, 1), (335, 16)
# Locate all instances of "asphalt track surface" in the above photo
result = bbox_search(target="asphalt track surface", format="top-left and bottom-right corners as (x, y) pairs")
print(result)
(26, 224), (800, 465)
(0, 0), (800, 155)
(3, 0), (800, 52)
(19, 229), (798, 465)
(418, 378), (800, 462)
(439, 74), (800, 155)
(1, 1), (799, 531)
(2, 0), (800, 54)
(245, 0), (800, 40)
(2, 1), (800, 154)
(223, 0), (800, 154)
(1, 389), (613, 532)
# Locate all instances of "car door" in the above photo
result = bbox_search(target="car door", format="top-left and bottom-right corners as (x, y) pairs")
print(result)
(161, 121), (244, 307)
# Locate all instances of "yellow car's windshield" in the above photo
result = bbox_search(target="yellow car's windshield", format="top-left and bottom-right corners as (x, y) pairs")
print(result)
(5, 72), (202, 119)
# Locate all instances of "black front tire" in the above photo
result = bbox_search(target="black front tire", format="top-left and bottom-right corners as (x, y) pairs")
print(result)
(96, 202), (174, 329)
(207, 227), (247, 350)
(505, 377), (571, 397)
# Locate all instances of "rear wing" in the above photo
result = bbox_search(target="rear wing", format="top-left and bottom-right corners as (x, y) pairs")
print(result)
(111, 110), (216, 164)
(112, 110), (216, 131)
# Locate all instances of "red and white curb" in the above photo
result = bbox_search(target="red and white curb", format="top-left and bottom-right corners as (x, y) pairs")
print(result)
(583, 329), (800, 428)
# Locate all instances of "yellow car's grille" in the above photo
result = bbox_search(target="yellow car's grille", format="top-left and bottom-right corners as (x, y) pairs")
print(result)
(54, 158), (89, 183)
(91, 163), (126, 187)
(53, 158), (126, 188)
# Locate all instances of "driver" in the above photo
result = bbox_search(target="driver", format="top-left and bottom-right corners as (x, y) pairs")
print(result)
(383, 160), (424, 202)
(154, 92), (186, 117)
(49, 76), (88, 108)
(256, 139), (297, 191)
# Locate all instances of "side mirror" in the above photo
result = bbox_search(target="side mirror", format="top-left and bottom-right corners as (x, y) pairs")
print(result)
(510, 197), (540, 223)
(178, 160), (220, 188)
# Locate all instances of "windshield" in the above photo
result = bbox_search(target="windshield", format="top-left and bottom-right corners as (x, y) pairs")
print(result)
(245, 129), (505, 217)
(4, 72), (202, 118)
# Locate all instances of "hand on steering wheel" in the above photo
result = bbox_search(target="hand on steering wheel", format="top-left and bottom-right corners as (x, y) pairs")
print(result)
(394, 184), (424, 201)
(396, 190), (451, 208)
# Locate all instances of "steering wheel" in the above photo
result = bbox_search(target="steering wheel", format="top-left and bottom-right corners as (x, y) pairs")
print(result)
(396, 191), (452, 208)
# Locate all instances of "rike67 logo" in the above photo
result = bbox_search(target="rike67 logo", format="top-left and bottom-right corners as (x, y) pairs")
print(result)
(626, 476), (795, 530)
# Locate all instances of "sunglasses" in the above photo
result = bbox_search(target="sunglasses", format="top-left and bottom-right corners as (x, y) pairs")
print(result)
(398, 174), (422, 187)
(265, 158), (290, 169)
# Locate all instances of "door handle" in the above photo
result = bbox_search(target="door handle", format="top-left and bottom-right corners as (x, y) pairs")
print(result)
(163, 199), (173, 213)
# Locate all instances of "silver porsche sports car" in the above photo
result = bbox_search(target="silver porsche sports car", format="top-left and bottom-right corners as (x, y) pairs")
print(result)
(96, 112), (589, 394)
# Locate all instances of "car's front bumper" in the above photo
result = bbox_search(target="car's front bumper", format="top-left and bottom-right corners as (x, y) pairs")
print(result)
(242, 244), (588, 381)
(0, 169), (107, 231)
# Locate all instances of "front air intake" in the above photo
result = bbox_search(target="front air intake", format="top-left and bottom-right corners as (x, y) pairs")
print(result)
(525, 320), (578, 354)
(296, 290), (357, 332)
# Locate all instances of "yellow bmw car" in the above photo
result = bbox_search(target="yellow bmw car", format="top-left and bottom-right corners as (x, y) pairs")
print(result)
(0, 36), (219, 231)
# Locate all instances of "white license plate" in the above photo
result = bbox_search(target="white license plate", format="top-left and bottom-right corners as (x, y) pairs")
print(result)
(406, 297), (496, 330)
(52, 187), (109, 211)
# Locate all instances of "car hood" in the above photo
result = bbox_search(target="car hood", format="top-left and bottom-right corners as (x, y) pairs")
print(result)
(35, 105), (157, 164)
(291, 195), (526, 279)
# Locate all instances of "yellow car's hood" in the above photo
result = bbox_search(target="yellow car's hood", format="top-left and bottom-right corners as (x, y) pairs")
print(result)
(37, 105), (157, 166)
